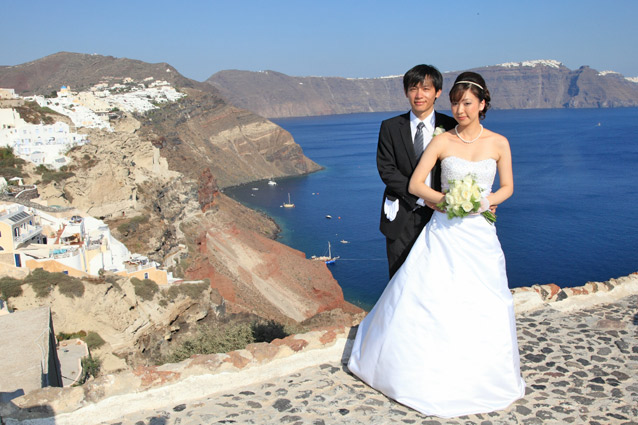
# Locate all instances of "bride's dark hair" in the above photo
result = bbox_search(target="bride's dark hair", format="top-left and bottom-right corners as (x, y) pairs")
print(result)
(449, 72), (491, 120)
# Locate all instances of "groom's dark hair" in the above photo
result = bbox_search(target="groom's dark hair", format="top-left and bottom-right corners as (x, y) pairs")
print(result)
(403, 64), (444, 94)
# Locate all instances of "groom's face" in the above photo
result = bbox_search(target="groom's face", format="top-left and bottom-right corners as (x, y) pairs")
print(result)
(405, 77), (442, 119)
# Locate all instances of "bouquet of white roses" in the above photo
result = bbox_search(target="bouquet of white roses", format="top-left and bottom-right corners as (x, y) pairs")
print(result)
(436, 174), (496, 224)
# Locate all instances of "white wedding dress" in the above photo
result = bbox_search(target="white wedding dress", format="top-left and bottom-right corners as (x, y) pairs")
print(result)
(348, 156), (525, 418)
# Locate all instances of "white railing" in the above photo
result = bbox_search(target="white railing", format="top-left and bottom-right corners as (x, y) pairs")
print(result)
(13, 226), (42, 245)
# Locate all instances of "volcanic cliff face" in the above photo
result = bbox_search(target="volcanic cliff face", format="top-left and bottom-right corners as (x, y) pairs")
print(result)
(139, 88), (320, 188)
(206, 61), (638, 118)
(179, 194), (361, 324)
(0, 52), (359, 329)
(207, 70), (406, 118)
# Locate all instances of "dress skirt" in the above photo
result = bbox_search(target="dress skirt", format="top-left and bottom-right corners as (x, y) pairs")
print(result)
(347, 211), (525, 418)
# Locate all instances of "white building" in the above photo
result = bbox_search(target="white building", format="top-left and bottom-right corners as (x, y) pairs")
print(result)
(1, 80), (185, 169)
(30, 211), (132, 275)
(0, 109), (88, 169)
(0, 88), (17, 100)
(0, 203), (169, 283)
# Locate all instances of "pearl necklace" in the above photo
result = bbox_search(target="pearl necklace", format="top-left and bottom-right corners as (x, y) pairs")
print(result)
(455, 125), (483, 144)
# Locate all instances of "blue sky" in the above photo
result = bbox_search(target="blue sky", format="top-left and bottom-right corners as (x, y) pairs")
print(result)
(2, 0), (637, 81)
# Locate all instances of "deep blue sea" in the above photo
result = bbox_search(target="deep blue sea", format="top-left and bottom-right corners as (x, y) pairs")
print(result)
(226, 108), (638, 310)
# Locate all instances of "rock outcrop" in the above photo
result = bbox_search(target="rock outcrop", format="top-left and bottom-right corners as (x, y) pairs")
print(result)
(6, 275), (220, 370)
(179, 196), (361, 324)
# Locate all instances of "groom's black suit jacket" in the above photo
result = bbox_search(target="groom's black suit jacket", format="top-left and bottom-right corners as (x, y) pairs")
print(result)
(377, 111), (457, 240)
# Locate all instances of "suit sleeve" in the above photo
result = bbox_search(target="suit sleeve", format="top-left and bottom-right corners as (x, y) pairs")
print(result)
(376, 121), (419, 210)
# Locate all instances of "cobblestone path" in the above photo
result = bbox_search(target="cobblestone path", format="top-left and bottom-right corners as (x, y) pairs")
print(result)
(100, 295), (638, 425)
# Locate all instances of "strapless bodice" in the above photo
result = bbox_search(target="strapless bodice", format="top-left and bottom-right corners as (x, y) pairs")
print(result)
(441, 156), (496, 192)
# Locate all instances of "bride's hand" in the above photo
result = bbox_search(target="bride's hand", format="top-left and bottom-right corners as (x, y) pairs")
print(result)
(425, 200), (445, 213)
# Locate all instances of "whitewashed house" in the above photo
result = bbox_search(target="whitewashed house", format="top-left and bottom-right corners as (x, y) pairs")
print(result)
(0, 108), (88, 168)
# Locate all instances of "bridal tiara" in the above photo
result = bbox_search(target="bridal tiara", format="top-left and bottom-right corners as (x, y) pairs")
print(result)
(454, 80), (484, 90)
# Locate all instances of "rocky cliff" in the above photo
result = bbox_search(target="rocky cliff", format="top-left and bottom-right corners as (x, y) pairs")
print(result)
(206, 60), (638, 118)
(0, 53), (360, 335)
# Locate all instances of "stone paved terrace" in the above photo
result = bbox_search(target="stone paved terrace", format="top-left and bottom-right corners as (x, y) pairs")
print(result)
(2, 274), (638, 425)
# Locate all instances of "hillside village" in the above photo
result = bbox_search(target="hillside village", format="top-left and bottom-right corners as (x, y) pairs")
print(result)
(0, 78), (184, 281)
(0, 79), (185, 168)
(0, 79), (189, 400)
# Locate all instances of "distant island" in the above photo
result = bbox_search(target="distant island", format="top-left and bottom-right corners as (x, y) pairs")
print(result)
(206, 60), (638, 118)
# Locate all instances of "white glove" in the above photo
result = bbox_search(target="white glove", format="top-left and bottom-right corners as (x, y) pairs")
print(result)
(384, 198), (399, 221)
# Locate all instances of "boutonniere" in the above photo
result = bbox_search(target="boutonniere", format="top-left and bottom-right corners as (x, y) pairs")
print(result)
(433, 126), (446, 137)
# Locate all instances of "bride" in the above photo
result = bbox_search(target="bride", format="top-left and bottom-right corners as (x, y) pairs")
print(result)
(347, 72), (525, 418)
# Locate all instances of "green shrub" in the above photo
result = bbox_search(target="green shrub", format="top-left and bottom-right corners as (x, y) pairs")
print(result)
(57, 330), (87, 341)
(117, 215), (149, 235)
(84, 331), (105, 350)
(131, 277), (159, 301)
(164, 323), (254, 364)
(31, 279), (54, 297)
(35, 164), (50, 174)
(166, 282), (208, 300)
(0, 277), (24, 300)
(0, 147), (25, 177)
(26, 268), (55, 283)
(57, 277), (84, 298)
(161, 317), (292, 365)
(80, 355), (101, 382)
(40, 170), (75, 184)
(25, 269), (84, 298)
(58, 330), (104, 351)
(251, 320), (288, 343)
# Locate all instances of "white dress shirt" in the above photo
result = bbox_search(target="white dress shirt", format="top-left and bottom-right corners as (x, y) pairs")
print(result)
(409, 110), (436, 205)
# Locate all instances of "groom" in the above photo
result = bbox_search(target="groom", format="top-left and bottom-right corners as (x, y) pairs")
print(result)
(377, 64), (456, 278)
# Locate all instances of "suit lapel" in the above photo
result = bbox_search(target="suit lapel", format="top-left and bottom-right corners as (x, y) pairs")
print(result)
(433, 111), (442, 130)
(398, 112), (417, 169)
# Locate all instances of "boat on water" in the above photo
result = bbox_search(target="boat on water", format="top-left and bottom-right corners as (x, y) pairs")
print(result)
(283, 193), (295, 208)
(325, 215), (332, 219)
(311, 241), (340, 264)
(268, 179), (277, 186)
(340, 240), (349, 244)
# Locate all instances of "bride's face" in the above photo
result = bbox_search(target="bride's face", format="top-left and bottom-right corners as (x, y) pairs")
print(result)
(451, 89), (485, 125)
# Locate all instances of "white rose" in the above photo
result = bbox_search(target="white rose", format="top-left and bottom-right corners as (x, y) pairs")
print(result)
(460, 188), (472, 201)
(433, 126), (445, 137)
(451, 184), (463, 198)
(471, 186), (482, 202)
(461, 201), (474, 213)
(462, 175), (474, 186)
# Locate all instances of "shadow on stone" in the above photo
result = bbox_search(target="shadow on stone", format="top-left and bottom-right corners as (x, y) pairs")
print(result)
(0, 398), (56, 423)
(339, 325), (358, 375)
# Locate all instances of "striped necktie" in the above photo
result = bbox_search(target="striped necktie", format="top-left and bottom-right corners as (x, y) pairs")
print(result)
(413, 122), (425, 159)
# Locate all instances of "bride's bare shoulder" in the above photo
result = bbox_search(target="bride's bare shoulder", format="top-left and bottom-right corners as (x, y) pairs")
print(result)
(483, 128), (509, 145)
